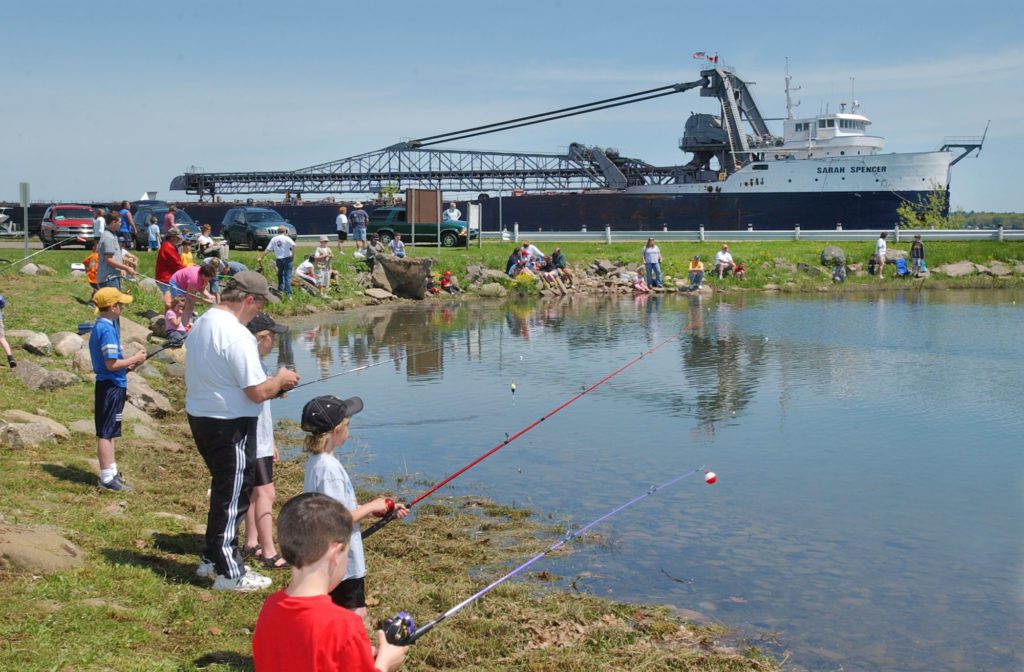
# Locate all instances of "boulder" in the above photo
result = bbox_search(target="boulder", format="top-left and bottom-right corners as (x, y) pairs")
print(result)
(797, 263), (824, 276)
(934, 261), (977, 278)
(71, 348), (92, 373)
(820, 246), (846, 266)
(0, 411), (69, 440)
(477, 282), (508, 298)
(5, 329), (40, 340)
(19, 263), (38, 276)
(1, 422), (57, 449)
(774, 258), (797, 272)
(126, 373), (174, 418)
(123, 341), (147, 359)
(51, 332), (84, 357)
(149, 316), (168, 338)
(593, 259), (618, 275)
(138, 278), (162, 295)
(370, 264), (393, 294)
(13, 360), (78, 391)
(364, 287), (394, 301)
(885, 248), (908, 261)
(986, 261), (1012, 277)
(481, 268), (510, 282)
(135, 363), (162, 380)
(69, 419), (95, 435)
(22, 332), (53, 356)
(120, 402), (156, 425)
(1014, 260), (1024, 275)
(376, 256), (433, 300)
(118, 318), (150, 346)
(0, 524), (84, 574)
(164, 363), (185, 379)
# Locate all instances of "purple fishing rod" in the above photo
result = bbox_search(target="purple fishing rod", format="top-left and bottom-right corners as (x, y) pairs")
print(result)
(382, 466), (712, 645)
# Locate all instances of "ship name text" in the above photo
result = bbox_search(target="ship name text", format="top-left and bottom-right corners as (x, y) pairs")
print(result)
(816, 166), (888, 174)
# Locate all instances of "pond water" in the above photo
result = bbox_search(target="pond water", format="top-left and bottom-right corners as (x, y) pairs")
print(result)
(271, 290), (1023, 672)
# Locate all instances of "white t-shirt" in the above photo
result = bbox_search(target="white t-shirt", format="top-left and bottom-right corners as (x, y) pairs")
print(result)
(876, 237), (887, 258)
(93, 216), (106, 237)
(304, 452), (366, 580)
(335, 214), (348, 232)
(267, 233), (295, 260)
(196, 233), (214, 251)
(256, 399), (274, 459)
(184, 308), (267, 419)
(296, 259), (316, 278)
(443, 207), (461, 221)
(642, 245), (661, 264)
(715, 250), (734, 265)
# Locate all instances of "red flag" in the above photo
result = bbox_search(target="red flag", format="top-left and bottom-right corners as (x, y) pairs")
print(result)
(709, 54), (719, 63)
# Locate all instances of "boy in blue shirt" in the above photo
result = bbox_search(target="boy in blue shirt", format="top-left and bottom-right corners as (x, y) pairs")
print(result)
(90, 287), (147, 491)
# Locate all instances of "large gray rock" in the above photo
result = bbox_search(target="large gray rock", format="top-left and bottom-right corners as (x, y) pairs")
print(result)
(820, 246), (846, 266)
(51, 332), (84, 357)
(19, 263), (38, 276)
(138, 278), (162, 295)
(22, 332), (53, 356)
(163, 363), (185, 379)
(71, 348), (92, 373)
(121, 401), (156, 425)
(365, 287), (394, 300)
(13, 360), (78, 391)
(985, 261), (1012, 277)
(934, 261), (977, 277)
(149, 316), (168, 338)
(370, 264), (393, 293)
(481, 268), (510, 282)
(593, 259), (618, 275)
(0, 411), (69, 440)
(376, 256), (433, 300)
(69, 419), (95, 435)
(0, 422), (57, 449)
(0, 524), (85, 574)
(118, 318), (150, 345)
(477, 282), (509, 298)
(884, 248), (908, 261)
(797, 262), (824, 276)
(126, 373), (174, 418)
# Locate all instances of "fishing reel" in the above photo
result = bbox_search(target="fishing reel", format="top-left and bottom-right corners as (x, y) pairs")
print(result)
(373, 498), (396, 517)
(382, 611), (416, 645)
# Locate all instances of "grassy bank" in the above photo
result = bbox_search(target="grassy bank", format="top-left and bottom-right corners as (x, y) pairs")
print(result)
(0, 261), (780, 670)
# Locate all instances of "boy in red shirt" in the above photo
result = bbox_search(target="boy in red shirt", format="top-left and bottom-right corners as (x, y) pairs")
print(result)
(253, 493), (407, 672)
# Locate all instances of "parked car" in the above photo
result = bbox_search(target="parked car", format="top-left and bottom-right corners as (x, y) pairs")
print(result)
(39, 204), (95, 248)
(367, 206), (476, 248)
(131, 202), (200, 247)
(221, 207), (297, 250)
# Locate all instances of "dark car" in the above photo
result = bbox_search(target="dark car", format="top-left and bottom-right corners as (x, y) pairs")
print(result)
(221, 207), (297, 250)
(39, 204), (95, 248)
(132, 202), (200, 247)
(367, 206), (475, 248)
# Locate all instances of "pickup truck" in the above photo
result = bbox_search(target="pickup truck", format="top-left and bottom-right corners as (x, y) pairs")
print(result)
(366, 206), (476, 248)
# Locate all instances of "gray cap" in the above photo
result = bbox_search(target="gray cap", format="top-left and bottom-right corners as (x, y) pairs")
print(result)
(223, 271), (279, 303)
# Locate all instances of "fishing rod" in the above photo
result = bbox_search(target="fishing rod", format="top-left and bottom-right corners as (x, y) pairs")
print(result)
(0, 235), (89, 271)
(382, 466), (717, 645)
(362, 329), (686, 539)
(289, 343), (451, 391)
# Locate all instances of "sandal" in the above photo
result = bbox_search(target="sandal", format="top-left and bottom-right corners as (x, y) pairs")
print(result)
(242, 545), (261, 559)
(259, 554), (290, 570)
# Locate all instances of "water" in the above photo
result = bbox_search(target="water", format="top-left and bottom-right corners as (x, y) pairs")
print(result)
(271, 291), (1023, 672)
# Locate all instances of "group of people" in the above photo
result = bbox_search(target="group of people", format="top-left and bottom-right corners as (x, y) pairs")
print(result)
(334, 203), (370, 254)
(637, 239), (746, 293)
(867, 232), (927, 278)
(505, 241), (575, 291)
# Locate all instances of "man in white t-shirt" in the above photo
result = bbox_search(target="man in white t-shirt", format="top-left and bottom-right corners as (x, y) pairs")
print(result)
(875, 232), (888, 278)
(258, 231), (296, 298)
(335, 206), (348, 254)
(185, 271), (299, 592)
(714, 244), (735, 279)
(443, 202), (461, 222)
(93, 208), (106, 238)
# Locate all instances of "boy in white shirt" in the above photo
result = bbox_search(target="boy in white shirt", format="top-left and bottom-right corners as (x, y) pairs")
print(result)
(388, 233), (406, 258)
(258, 231), (296, 298)
(313, 236), (336, 295)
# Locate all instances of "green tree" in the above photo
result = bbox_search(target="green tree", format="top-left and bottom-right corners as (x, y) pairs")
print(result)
(897, 183), (956, 229)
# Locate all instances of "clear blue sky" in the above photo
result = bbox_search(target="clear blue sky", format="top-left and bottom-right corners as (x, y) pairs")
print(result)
(3, 0), (1021, 212)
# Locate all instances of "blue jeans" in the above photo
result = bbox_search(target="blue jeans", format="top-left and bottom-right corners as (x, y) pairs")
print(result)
(688, 270), (704, 289)
(645, 262), (662, 288)
(275, 257), (293, 296)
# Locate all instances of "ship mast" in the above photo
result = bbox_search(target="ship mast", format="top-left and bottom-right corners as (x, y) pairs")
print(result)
(784, 58), (800, 120)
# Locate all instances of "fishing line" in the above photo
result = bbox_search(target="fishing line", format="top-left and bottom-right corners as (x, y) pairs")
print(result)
(382, 466), (714, 645)
(0, 235), (89, 272)
(362, 327), (689, 539)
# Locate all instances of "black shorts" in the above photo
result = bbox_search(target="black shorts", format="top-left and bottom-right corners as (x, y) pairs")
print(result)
(253, 456), (274, 487)
(337, 231), (348, 241)
(94, 380), (127, 439)
(330, 577), (366, 610)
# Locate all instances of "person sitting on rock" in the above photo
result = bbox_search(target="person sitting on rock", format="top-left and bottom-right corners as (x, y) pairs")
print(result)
(388, 233), (406, 258)
(440, 270), (460, 294)
(714, 244), (735, 279)
(734, 261), (746, 280)
(537, 256), (561, 289)
(688, 255), (704, 290)
(294, 255), (320, 294)
(365, 234), (386, 273)
(550, 247), (574, 287)
(832, 259), (847, 283)
(633, 273), (649, 293)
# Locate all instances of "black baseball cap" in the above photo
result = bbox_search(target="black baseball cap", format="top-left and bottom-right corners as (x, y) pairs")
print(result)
(301, 395), (364, 433)
(246, 312), (288, 334)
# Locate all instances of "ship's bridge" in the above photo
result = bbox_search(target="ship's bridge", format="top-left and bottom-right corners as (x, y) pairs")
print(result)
(775, 111), (885, 159)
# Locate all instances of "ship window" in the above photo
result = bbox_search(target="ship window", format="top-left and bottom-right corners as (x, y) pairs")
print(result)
(818, 120), (827, 129)
(840, 151), (845, 155)
(752, 164), (768, 171)
(827, 119), (835, 128)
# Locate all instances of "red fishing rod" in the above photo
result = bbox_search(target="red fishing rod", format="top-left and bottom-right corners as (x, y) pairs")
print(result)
(382, 466), (718, 644)
(362, 327), (690, 539)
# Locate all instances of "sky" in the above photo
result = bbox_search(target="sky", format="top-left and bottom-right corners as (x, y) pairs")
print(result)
(2, 0), (1022, 212)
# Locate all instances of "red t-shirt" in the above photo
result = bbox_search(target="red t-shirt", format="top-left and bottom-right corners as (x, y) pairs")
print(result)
(155, 241), (184, 283)
(253, 591), (377, 672)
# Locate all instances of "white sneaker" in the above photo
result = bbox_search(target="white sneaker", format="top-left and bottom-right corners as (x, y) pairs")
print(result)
(212, 570), (272, 592)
